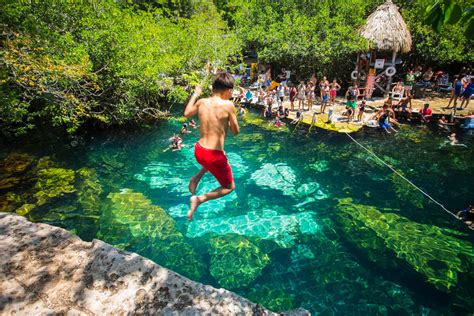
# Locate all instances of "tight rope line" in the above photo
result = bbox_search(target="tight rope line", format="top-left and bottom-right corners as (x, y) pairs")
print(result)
(344, 132), (459, 219)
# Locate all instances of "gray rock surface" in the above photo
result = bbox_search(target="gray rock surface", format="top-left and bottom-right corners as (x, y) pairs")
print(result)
(0, 213), (309, 315)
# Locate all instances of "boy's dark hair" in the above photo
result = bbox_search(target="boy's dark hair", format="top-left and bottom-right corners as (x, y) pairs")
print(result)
(212, 72), (234, 92)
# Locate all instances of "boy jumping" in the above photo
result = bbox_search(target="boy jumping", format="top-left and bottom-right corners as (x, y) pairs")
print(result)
(184, 72), (239, 220)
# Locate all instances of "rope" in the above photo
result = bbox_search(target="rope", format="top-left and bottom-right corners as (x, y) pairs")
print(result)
(344, 132), (459, 219)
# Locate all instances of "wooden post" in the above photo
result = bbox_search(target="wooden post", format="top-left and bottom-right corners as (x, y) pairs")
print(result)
(355, 54), (360, 85)
(385, 50), (397, 96)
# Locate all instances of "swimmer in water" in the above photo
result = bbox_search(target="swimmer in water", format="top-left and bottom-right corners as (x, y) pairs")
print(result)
(181, 123), (191, 134)
(169, 134), (183, 151)
(189, 119), (197, 129)
(238, 106), (246, 117)
(448, 133), (467, 147)
(456, 205), (474, 230)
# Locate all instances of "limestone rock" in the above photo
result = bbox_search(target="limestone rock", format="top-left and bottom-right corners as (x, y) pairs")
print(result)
(0, 212), (303, 315)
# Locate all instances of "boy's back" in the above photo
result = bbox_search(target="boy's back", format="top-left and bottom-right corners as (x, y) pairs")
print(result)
(197, 97), (237, 150)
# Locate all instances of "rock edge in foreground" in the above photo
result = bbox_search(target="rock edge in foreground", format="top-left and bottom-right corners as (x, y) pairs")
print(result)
(0, 213), (309, 315)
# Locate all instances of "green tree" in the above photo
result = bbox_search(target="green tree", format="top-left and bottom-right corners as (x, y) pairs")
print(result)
(0, 0), (239, 136)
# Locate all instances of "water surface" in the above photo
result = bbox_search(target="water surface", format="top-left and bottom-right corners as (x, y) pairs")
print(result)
(1, 112), (473, 314)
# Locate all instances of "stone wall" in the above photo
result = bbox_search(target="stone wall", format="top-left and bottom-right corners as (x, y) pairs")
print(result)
(0, 213), (308, 315)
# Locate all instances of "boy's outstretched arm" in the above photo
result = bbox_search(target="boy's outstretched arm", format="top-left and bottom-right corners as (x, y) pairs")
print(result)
(228, 104), (239, 136)
(184, 86), (202, 118)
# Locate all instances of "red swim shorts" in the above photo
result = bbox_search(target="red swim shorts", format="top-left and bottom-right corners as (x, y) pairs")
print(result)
(194, 142), (233, 187)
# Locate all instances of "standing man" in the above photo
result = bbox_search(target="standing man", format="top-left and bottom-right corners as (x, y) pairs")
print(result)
(184, 72), (240, 220)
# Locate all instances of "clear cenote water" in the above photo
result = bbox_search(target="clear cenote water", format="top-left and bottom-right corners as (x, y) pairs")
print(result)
(1, 111), (473, 315)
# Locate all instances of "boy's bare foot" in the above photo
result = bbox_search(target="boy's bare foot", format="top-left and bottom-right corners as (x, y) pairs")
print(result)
(188, 176), (199, 194)
(187, 195), (202, 221)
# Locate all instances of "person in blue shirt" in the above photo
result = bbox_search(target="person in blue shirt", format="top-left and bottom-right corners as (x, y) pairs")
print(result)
(446, 75), (463, 109)
(459, 77), (473, 110)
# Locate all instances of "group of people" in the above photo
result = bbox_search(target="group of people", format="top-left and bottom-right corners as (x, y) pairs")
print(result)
(292, 77), (341, 113)
(180, 71), (473, 227)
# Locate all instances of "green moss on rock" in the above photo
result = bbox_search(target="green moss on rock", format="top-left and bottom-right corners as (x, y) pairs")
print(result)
(391, 174), (424, 209)
(0, 152), (35, 175)
(208, 234), (270, 289)
(0, 192), (22, 212)
(242, 112), (289, 132)
(34, 168), (76, 206)
(76, 168), (103, 212)
(98, 189), (205, 280)
(335, 198), (474, 292)
(247, 285), (296, 312)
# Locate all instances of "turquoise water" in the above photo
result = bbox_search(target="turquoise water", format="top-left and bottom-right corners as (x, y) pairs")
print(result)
(1, 112), (474, 314)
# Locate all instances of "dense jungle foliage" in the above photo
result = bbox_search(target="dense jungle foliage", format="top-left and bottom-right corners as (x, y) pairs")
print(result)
(0, 0), (472, 136)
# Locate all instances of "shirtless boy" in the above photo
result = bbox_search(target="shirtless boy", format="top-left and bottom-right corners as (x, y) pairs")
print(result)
(184, 72), (239, 220)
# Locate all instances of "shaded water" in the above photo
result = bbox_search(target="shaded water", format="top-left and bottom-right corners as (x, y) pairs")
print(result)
(1, 112), (473, 314)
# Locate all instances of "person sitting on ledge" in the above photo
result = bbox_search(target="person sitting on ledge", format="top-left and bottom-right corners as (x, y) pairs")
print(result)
(274, 116), (283, 127)
(371, 104), (398, 134)
(437, 116), (453, 131)
(418, 103), (432, 123)
(394, 96), (412, 121)
(290, 111), (303, 124)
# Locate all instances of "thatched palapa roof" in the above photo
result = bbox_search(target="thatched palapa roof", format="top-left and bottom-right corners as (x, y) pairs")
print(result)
(360, 0), (412, 53)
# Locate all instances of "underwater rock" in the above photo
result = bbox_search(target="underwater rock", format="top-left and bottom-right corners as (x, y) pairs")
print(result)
(0, 153), (35, 190)
(33, 168), (76, 206)
(0, 154), (77, 216)
(1, 213), (289, 315)
(396, 126), (429, 144)
(34, 156), (57, 170)
(250, 163), (328, 200)
(250, 163), (297, 196)
(15, 203), (35, 216)
(76, 168), (103, 212)
(391, 174), (424, 209)
(451, 157), (470, 171)
(247, 284), (297, 312)
(0, 192), (22, 213)
(235, 133), (264, 144)
(208, 234), (270, 289)
(0, 176), (22, 190)
(307, 160), (329, 173)
(98, 190), (205, 280)
(135, 161), (190, 194)
(226, 152), (249, 178)
(0, 152), (35, 176)
(335, 198), (474, 292)
(187, 208), (319, 248)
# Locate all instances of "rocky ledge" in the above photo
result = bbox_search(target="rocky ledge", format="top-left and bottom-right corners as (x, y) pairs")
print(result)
(0, 213), (308, 315)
